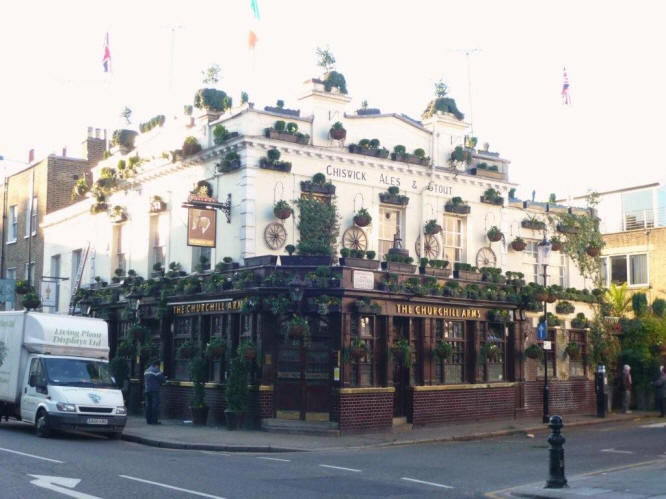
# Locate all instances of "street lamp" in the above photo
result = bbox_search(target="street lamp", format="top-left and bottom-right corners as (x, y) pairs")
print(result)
(537, 236), (552, 424)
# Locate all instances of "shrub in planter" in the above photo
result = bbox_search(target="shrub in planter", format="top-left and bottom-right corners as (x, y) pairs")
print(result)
(285, 244), (296, 256)
(487, 226), (503, 242)
(524, 343), (544, 361)
(632, 292), (648, 316)
(555, 301), (575, 315)
(182, 136), (202, 156)
(22, 292), (41, 310)
(365, 250), (376, 260)
(193, 88), (231, 112)
(354, 207), (372, 227)
(273, 200), (292, 219)
(323, 71), (347, 94)
(570, 313), (589, 329)
(224, 357), (248, 429)
(653, 298), (666, 318)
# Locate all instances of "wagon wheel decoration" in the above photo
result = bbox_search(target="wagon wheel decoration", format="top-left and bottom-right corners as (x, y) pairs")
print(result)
(414, 235), (441, 259)
(475, 246), (497, 268)
(342, 226), (368, 250)
(264, 222), (287, 250)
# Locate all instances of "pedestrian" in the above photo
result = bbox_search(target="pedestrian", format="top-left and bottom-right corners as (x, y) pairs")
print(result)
(621, 364), (632, 414)
(144, 360), (166, 425)
(653, 366), (666, 417)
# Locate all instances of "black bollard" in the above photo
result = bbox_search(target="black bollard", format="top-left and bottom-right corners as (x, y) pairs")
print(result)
(545, 415), (568, 489)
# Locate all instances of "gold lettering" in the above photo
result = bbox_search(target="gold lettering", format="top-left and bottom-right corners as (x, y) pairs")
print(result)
(414, 306), (421, 314)
(408, 306), (413, 314)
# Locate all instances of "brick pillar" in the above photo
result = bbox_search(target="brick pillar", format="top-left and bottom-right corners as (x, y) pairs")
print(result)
(472, 320), (482, 383)
(423, 318), (433, 385)
(342, 312), (351, 386)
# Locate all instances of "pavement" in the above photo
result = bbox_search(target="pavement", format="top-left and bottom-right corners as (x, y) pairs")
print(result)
(121, 410), (666, 497)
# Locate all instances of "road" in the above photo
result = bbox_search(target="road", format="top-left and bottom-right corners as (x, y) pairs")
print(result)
(0, 418), (665, 498)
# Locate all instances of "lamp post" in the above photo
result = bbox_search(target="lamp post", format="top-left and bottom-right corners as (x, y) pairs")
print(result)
(287, 276), (307, 420)
(537, 236), (552, 424)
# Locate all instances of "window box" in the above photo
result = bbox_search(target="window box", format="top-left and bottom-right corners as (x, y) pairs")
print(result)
(381, 261), (417, 274)
(244, 255), (278, 267)
(348, 145), (389, 158)
(419, 267), (451, 278)
(453, 269), (482, 281)
(521, 219), (547, 231)
(444, 203), (470, 215)
(260, 159), (291, 173)
(470, 167), (504, 180)
(480, 195), (504, 206)
(556, 224), (580, 235)
(266, 129), (309, 145)
(339, 257), (379, 270)
(379, 193), (409, 206)
(390, 152), (428, 166)
(300, 181), (336, 195)
(280, 255), (331, 266)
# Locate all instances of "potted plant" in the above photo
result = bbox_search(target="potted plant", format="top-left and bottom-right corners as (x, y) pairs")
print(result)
(511, 236), (526, 251)
(571, 313), (589, 329)
(177, 340), (197, 360)
(109, 205), (127, 224)
(433, 340), (452, 360)
(353, 208), (372, 227)
(550, 236), (563, 252)
(224, 356), (248, 430)
(522, 216), (546, 231)
(391, 338), (413, 367)
(217, 151), (241, 173)
(259, 148), (292, 173)
(487, 226), (503, 242)
(300, 173), (336, 195)
(487, 309), (512, 323)
(524, 343), (544, 361)
(15, 280), (32, 295)
(182, 136), (202, 157)
(285, 315), (310, 343)
(480, 188), (504, 206)
(273, 200), (292, 220)
(353, 297), (381, 315)
(382, 252), (416, 273)
(424, 219), (442, 235)
(329, 121), (346, 140)
(348, 336), (369, 362)
(189, 355), (209, 425)
(453, 262), (481, 281)
(149, 195), (167, 213)
(22, 292), (41, 310)
(586, 244), (602, 257)
(379, 186), (409, 206)
(565, 341), (581, 360)
(555, 301), (575, 315)
(193, 87), (232, 114)
(444, 196), (470, 214)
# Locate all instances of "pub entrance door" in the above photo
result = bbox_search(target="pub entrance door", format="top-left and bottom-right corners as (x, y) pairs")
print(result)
(392, 317), (412, 418)
(275, 317), (332, 421)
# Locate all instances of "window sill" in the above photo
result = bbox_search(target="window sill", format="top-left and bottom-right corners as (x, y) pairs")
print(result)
(6, 239), (16, 245)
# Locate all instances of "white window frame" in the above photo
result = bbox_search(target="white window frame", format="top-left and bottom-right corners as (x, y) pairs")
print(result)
(24, 262), (35, 287)
(25, 197), (37, 237)
(601, 253), (649, 288)
(378, 206), (405, 260)
(8, 205), (17, 243)
(441, 214), (466, 264)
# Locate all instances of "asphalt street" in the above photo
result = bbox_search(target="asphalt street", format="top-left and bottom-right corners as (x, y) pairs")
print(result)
(0, 419), (664, 498)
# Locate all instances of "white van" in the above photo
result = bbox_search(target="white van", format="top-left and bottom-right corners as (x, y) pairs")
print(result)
(0, 311), (127, 438)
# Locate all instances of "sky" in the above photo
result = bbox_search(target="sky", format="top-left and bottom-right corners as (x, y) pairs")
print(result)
(1, 0), (665, 200)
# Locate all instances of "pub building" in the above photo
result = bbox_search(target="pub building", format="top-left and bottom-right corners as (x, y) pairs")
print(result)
(42, 76), (598, 431)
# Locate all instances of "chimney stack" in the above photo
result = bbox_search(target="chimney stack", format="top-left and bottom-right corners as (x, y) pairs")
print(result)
(62, 147), (67, 157)
(28, 149), (34, 163)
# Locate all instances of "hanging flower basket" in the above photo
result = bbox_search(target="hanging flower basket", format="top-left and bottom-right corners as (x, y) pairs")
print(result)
(487, 227), (503, 242)
(565, 341), (581, 360)
(481, 342), (500, 362)
(511, 238), (526, 251)
(550, 240), (563, 252)
(433, 340), (452, 360)
(205, 339), (226, 360)
(535, 291), (548, 302)
(354, 214), (371, 227)
(273, 200), (292, 220)
(586, 246), (601, 257)
(546, 294), (557, 303)
(391, 339), (413, 367)
(177, 341), (197, 360)
(286, 315), (310, 340)
(524, 343), (544, 361)
(351, 345), (368, 360)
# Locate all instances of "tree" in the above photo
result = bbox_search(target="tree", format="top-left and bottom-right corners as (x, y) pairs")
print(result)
(604, 283), (632, 316)
(434, 78), (448, 98)
(202, 64), (221, 85)
(120, 106), (132, 125)
(316, 47), (336, 72)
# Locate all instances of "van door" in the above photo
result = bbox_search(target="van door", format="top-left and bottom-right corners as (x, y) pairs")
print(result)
(20, 358), (45, 422)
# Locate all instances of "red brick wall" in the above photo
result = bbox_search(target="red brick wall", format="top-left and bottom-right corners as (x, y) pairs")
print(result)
(522, 379), (595, 417)
(411, 386), (516, 426)
(335, 390), (394, 432)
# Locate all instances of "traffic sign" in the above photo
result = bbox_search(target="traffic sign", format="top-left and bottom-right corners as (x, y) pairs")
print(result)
(537, 321), (547, 340)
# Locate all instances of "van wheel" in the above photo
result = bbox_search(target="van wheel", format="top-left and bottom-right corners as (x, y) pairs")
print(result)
(35, 410), (51, 438)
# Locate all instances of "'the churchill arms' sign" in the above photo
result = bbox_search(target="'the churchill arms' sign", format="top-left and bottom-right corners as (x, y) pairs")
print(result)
(394, 303), (483, 320)
(171, 299), (245, 316)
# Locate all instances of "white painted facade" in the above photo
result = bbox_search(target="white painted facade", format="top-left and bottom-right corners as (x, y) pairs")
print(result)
(42, 79), (588, 312)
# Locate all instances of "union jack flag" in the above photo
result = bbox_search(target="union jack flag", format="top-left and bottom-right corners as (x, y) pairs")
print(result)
(561, 67), (570, 105)
(102, 33), (111, 73)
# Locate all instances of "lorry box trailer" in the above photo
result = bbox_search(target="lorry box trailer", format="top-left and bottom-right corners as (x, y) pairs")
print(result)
(0, 311), (127, 438)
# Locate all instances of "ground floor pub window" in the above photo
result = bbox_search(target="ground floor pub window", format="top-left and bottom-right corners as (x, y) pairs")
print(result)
(484, 322), (506, 382)
(568, 328), (587, 378)
(172, 317), (194, 379)
(350, 315), (376, 386)
(434, 319), (465, 384)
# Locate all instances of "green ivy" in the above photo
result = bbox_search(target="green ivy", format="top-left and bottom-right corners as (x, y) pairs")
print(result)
(295, 197), (339, 256)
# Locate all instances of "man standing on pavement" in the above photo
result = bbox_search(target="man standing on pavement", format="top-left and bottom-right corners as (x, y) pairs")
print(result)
(144, 360), (166, 424)
(653, 366), (666, 417)
(622, 364), (632, 414)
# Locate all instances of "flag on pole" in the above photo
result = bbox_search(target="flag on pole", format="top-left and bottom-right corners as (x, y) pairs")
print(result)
(248, 0), (260, 49)
(561, 67), (570, 105)
(102, 33), (111, 73)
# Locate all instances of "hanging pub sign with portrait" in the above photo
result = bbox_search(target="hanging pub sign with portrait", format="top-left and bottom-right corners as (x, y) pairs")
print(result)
(187, 207), (217, 247)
